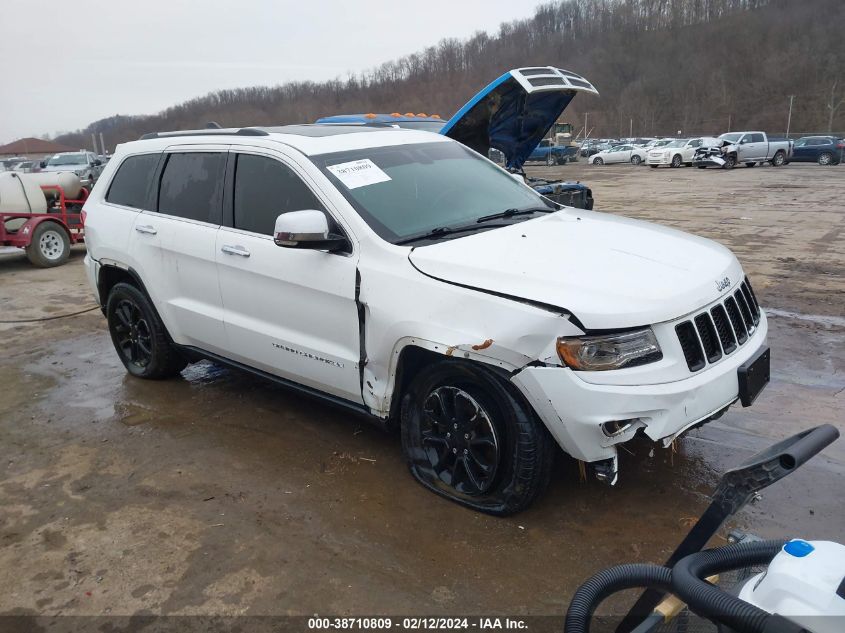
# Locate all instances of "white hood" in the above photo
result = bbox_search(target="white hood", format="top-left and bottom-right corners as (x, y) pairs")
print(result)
(408, 210), (742, 330)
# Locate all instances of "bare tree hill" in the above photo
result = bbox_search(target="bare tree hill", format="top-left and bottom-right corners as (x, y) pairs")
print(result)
(55, 0), (845, 151)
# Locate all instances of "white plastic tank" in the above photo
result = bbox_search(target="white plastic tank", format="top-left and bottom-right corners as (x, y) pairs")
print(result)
(738, 539), (845, 633)
(18, 171), (84, 200)
(0, 172), (48, 213)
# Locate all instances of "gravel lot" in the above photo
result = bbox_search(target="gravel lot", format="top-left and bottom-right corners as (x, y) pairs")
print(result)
(0, 162), (842, 626)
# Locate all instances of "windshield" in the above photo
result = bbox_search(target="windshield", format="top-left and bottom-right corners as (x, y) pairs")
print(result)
(47, 153), (87, 166)
(665, 140), (687, 148)
(720, 133), (742, 142)
(314, 141), (553, 244)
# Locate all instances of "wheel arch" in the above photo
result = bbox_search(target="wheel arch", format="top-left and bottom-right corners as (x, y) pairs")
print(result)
(23, 217), (71, 242)
(384, 341), (517, 428)
(97, 264), (146, 307)
(98, 264), (183, 353)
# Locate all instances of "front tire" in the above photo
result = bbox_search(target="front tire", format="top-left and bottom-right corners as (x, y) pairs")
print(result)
(400, 361), (553, 515)
(670, 154), (682, 168)
(26, 222), (70, 267)
(593, 157), (603, 165)
(106, 282), (188, 379)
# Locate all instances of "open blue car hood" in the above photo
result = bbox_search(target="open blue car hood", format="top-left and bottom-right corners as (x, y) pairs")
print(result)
(440, 67), (598, 170)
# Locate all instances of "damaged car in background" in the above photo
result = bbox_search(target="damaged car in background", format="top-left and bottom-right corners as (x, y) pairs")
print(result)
(83, 86), (770, 515)
(317, 66), (598, 210)
(693, 132), (793, 169)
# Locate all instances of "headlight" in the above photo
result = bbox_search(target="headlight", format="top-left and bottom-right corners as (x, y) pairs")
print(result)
(557, 328), (662, 371)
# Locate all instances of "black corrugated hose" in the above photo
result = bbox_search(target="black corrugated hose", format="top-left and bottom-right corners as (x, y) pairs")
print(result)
(564, 540), (803, 633)
(564, 563), (672, 633)
(671, 539), (807, 633)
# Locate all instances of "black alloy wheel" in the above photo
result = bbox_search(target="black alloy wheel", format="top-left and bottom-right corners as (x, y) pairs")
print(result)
(401, 360), (554, 515)
(112, 299), (153, 370)
(420, 385), (500, 495)
(106, 282), (188, 379)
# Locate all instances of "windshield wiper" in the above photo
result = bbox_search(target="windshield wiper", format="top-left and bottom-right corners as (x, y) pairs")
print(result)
(475, 207), (555, 224)
(394, 223), (510, 246)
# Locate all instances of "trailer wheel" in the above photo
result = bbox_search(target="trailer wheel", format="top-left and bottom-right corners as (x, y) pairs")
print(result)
(25, 222), (70, 267)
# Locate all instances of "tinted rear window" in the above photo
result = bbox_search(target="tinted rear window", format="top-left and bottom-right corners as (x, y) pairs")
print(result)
(233, 154), (324, 235)
(158, 152), (226, 224)
(106, 154), (160, 209)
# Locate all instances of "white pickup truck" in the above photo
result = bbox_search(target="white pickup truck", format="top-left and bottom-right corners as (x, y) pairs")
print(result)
(714, 132), (792, 168)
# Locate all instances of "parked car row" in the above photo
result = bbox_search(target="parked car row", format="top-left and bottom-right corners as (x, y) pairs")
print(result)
(1, 153), (111, 184)
(583, 133), (842, 168)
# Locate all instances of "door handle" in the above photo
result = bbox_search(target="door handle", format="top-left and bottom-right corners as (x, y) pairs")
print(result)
(135, 224), (157, 235)
(221, 244), (250, 257)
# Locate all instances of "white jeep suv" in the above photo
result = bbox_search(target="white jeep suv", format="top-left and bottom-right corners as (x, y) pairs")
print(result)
(83, 124), (770, 515)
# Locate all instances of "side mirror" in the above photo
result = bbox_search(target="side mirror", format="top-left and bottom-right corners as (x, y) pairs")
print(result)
(273, 210), (347, 252)
(94, 159), (102, 166)
(40, 161), (47, 168)
(739, 138), (747, 144)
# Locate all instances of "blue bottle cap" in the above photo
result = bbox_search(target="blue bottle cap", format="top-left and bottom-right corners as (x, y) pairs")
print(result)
(783, 539), (815, 557)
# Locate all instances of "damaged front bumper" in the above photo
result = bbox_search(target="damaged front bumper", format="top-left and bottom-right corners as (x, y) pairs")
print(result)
(511, 317), (768, 484)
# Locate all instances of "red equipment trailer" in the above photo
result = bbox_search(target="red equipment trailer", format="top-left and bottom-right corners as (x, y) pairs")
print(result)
(0, 184), (87, 267)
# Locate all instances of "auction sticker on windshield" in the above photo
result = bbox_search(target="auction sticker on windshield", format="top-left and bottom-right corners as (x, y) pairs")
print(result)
(327, 159), (391, 189)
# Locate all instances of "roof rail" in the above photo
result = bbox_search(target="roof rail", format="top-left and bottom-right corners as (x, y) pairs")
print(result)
(139, 127), (269, 140)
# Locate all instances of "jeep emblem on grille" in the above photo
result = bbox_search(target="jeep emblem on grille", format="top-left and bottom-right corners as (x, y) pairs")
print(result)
(716, 276), (731, 292)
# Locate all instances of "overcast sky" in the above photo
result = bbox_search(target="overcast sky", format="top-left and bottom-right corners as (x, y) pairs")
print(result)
(0, 0), (547, 144)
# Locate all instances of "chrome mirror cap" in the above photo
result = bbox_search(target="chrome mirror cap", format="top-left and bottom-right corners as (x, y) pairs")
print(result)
(273, 210), (329, 247)
(273, 210), (347, 252)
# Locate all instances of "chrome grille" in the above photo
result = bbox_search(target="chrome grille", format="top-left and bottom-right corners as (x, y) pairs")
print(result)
(676, 277), (761, 372)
